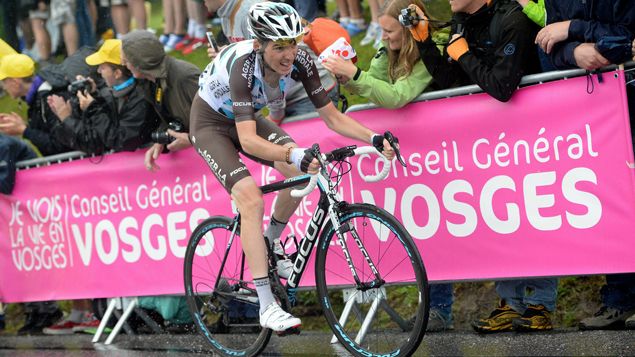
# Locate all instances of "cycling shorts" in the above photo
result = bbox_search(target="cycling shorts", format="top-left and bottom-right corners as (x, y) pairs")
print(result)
(190, 93), (295, 193)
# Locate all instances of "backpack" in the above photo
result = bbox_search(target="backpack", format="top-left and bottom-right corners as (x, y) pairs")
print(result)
(303, 18), (351, 57)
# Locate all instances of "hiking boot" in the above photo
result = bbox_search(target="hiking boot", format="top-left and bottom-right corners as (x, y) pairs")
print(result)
(259, 303), (301, 333)
(579, 306), (635, 330)
(426, 309), (454, 332)
(512, 304), (553, 332)
(625, 313), (635, 329)
(273, 239), (293, 279)
(472, 300), (521, 333)
(18, 309), (63, 335)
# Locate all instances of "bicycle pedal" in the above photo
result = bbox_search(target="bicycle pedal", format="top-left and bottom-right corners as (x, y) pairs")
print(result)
(276, 325), (301, 336)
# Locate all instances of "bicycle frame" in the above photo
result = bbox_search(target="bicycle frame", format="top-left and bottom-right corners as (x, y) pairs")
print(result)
(219, 168), (384, 306)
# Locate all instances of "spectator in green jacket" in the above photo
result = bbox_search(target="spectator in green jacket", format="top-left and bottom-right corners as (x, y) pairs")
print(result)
(324, 0), (454, 333)
(322, 0), (446, 109)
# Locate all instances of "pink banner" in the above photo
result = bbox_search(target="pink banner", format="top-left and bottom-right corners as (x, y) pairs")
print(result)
(2, 72), (635, 302)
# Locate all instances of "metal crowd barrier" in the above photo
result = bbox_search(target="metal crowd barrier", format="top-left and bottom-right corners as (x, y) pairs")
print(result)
(15, 61), (635, 170)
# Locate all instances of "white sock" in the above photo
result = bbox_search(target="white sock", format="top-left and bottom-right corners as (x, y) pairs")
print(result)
(351, 18), (365, 25)
(187, 18), (195, 37)
(264, 216), (286, 247)
(254, 277), (276, 314)
(339, 16), (350, 26)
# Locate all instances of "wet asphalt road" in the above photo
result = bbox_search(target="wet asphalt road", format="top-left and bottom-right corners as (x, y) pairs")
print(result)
(1, 328), (635, 356)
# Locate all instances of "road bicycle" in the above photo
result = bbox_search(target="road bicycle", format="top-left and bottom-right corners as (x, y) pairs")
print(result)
(184, 140), (429, 357)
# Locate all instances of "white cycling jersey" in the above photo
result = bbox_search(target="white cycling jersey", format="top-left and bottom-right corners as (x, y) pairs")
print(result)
(197, 40), (330, 122)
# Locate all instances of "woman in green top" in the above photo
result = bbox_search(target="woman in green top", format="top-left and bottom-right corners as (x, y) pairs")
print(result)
(323, 0), (446, 109)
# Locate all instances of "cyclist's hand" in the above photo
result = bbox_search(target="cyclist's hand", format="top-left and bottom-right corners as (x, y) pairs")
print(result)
(372, 134), (395, 160)
(290, 147), (319, 174)
(145, 143), (164, 171)
(166, 129), (192, 151)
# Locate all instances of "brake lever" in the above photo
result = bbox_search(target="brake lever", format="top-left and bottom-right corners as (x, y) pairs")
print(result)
(384, 131), (407, 167)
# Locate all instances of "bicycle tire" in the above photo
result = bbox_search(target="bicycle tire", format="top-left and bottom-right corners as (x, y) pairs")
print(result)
(184, 216), (271, 357)
(315, 203), (429, 357)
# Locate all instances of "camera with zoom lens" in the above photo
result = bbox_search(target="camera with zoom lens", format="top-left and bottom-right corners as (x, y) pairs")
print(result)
(398, 7), (420, 27)
(68, 78), (90, 95)
(151, 120), (185, 144)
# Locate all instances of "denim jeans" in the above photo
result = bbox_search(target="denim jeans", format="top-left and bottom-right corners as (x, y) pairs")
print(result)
(295, 0), (318, 22)
(496, 278), (558, 313)
(430, 283), (454, 322)
(601, 273), (635, 311)
(76, 0), (96, 47)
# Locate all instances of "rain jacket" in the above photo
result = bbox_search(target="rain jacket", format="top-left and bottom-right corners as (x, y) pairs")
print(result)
(545, 0), (635, 68)
(344, 31), (448, 109)
(416, 0), (541, 102)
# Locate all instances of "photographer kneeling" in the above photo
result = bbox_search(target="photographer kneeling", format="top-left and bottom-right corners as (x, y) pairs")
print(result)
(48, 40), (157, 154)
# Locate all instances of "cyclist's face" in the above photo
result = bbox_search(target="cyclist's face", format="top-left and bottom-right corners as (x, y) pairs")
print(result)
(379, 15), (402, 51)
(263, 41), (298, 76)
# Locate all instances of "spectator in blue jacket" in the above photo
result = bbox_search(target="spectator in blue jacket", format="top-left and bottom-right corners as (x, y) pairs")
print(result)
(536, 0), (635, 331)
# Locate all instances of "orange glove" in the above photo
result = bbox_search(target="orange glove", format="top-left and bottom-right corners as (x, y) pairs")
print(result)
(409, 15), (429, 42)
(447, 36), (469, 61)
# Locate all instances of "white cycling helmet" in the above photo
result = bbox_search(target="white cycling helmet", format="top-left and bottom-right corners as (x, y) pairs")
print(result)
(248, 2), (304, 43)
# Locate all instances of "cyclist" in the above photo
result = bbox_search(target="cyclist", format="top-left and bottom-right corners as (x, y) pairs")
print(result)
(190, 1), (396, 333)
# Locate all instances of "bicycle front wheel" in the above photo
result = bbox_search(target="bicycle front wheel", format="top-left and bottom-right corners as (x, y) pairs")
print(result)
(315, 204), (429, 357)
(184, 216), (271, 357)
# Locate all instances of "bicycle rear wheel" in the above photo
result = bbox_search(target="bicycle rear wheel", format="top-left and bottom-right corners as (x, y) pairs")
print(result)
(315, 204), (429, 357)
(184, 216), (271, 357)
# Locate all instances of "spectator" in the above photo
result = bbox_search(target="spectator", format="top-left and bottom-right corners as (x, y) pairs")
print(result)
(105, 0), (147, 37)
(160, 0), (188, 52)
(28, 0), (80, 61)
(324, 0), (454, 332)
(17, 302), (63, 335)
(515, 0), (545, 27)
(204, 0), (340, 119)
(535, 0), (635, 331)
(414, 0), (554, 333)
(335, 0), (367, 36)
(120, 30), (199, 171)
(360, 0), (385, 49)
(177, 0), (208, 55)
(47, 39), (158, 154)
(294, 0), (318, 22)
(43, 299), (100, 335)
(0, 53), (74, 156)
(416, 0), (541, 102)
(0, 134), (37, 194)
(323, 0), (446, 109)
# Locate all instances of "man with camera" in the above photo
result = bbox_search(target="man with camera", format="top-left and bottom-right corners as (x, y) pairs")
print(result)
(0, 53), (74, 156)
(47, 39), (157, 154)
(410, 0), (540, 102)
(120, 30), (200, 171)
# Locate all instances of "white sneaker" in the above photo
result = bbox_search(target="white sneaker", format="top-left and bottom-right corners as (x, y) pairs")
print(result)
(273, 239), (294, 279)
(259, 303), (301, 332)
(361, 22), (381, 46)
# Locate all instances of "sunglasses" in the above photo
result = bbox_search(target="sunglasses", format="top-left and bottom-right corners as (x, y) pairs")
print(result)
(272, 34), (304, 47)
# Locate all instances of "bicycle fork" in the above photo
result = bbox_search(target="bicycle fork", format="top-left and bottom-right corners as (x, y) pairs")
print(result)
(327, 205), (384, 290)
